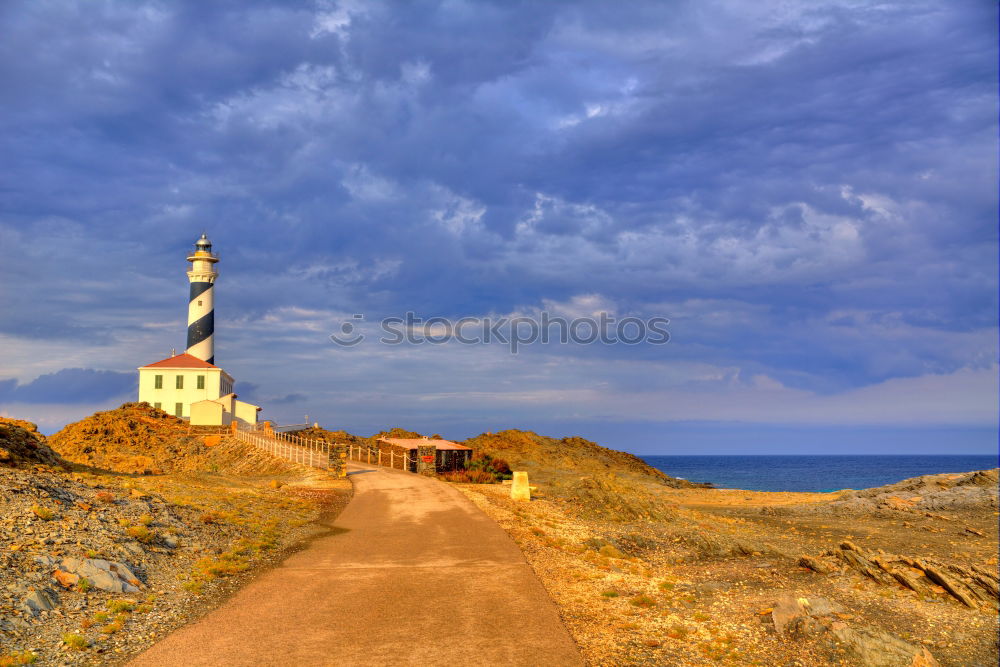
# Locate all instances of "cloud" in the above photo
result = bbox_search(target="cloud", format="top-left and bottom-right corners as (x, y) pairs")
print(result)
(0, 1), (994, 449)
(0, 368), (135, 404)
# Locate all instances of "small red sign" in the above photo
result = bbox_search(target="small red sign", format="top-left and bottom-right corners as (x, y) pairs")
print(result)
(421, 455), (434, 463)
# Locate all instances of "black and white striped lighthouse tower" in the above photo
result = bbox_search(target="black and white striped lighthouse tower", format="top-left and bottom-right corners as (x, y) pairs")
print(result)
(185, 234), (220, 364)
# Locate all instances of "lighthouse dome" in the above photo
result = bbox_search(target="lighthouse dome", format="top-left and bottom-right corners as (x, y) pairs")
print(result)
(195, 234), (212, 249)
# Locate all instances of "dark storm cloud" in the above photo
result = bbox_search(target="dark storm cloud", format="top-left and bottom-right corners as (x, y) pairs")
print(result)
(0, 0), (995, 429)
(0, 369), (135, 404)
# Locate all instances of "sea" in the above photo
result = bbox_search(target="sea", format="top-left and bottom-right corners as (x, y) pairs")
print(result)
(641, 455), (1000, 493)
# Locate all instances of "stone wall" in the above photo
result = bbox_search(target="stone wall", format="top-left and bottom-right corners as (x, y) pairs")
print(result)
(417, 444), (437, 477)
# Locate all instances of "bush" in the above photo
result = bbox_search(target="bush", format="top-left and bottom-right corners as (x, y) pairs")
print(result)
(127, 526), (154, 543)
(106, 599), (136, 613)
(100, 621), (122, 635)
(599, 544), (625, 559)
(0, 651), (37, 666)
(30, 505), (54, 521)
(467, 453), (512, 478)
(630, 594), (656, 609)
(440, 469), (498, 484)
(62, 634), (87, 650)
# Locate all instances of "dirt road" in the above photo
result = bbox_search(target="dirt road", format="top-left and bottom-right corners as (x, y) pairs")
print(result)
(130, 463), (582, 666)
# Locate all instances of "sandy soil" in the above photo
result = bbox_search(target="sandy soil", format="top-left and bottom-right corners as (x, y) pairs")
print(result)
(454, 477), (999, 667)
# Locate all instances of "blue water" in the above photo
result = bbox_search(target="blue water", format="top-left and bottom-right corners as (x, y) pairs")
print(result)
(641, 455), (999, 493)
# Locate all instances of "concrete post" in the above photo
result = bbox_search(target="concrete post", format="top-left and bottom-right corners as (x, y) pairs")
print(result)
(417, 444), (437, 477)
(511, 471), (531, 501)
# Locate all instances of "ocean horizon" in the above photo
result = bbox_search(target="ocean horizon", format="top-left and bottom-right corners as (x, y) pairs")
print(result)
(641, 454), (1000, 493)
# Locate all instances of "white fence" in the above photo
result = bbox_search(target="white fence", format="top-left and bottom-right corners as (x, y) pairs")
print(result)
(346, 444), (415, 470)
(234, 425), (335, 470)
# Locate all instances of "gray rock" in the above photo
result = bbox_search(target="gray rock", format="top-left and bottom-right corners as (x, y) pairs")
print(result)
(124, 542), (145, 557)
(33, 554), (58, 569)
(829, 622), (939, 667)
(771, 595), (846, 636)
(20, 588), (59, 616)
(59, 558), (142, 593)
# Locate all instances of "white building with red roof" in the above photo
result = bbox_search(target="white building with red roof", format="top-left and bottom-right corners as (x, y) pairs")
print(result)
(136, 235), (261, 427)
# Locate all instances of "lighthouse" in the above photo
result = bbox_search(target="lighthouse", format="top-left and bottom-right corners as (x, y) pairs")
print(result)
(185, 233), (219, 364)
(135, 233), (261, 426)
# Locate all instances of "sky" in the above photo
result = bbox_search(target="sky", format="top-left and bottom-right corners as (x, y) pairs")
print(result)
(0, 0), (997, 455)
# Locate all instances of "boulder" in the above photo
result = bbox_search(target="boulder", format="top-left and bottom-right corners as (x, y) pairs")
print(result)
(20, 587), (59, 616)
(63, 557), (142, 593)
(829, 622), (939, 667)
(771, 594), (845, 636)
(41, 556), (143, 593)
(770, 594), (941, 666)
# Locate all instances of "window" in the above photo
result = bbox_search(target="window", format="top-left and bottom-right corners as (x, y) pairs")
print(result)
(154, 374), (163, 389)
(153, 402), (161, 410)
(176, 375), (184, 389)
(174, 403), (183, 417)
(197, 375), (205, 389)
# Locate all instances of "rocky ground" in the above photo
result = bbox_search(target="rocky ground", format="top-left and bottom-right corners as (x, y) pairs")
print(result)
(452, 468), (999, 667)
(0, 415), (351, 666)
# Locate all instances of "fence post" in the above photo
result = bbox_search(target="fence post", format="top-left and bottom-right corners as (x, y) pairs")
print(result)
(378, 450), (382, 466)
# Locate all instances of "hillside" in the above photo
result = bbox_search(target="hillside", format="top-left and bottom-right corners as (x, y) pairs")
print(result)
(464, 429), (701, 489)
(1, 407), (351, 666)
(0, 417), (66, 469)
(48, 402), (303, 475)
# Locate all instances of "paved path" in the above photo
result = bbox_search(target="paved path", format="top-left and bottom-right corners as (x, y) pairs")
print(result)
(131, 464), (583, 666)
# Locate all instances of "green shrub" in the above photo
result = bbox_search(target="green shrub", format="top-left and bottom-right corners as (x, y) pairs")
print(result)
(467, 453), (512, 478)
(0, 651), (37, 666)
(599, 544), (625, 559)
(107, 599), (136, 613)
(62, 634), (87, 650)
(126, 525), (154, 543)
(630, 594), (656, 609)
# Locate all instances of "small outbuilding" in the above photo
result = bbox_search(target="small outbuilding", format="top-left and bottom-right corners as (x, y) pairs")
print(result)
(377, 437), (472, 472)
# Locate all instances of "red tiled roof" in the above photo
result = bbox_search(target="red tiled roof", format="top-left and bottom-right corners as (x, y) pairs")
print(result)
(138, 353), (219, 370)
(378, 437), (472, 451)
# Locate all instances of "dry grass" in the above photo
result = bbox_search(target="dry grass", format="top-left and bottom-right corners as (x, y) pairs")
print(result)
(440, 469), (498, 484)
(30, 504), (54, 521)
(61, 634), (87, 650)
(126, 525), (155, 543)
(0, 651), (37, 666)
(453, 479), (999, 667)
